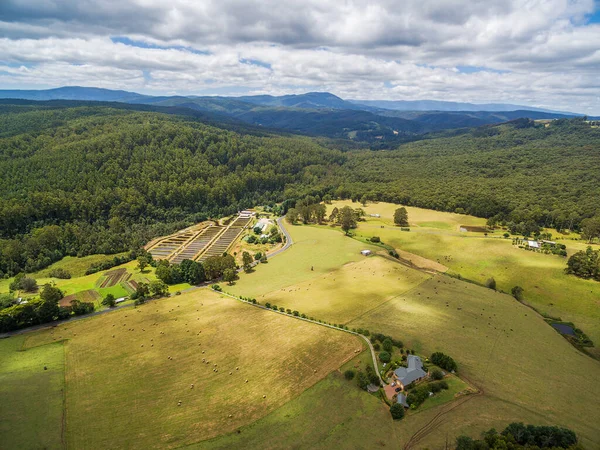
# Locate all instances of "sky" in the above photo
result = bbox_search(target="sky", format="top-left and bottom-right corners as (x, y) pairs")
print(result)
(1, 0), (600, 114)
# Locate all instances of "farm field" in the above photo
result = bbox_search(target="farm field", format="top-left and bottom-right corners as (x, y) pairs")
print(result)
(255, 256), (430, 324)
(224, 224), (378, 299)
(0, 336), (65, 450)
(0, 259), (191, 308)
(327, 201), (600, 357)
(12, 288), (361, 449)
(228, 221), (600, 448)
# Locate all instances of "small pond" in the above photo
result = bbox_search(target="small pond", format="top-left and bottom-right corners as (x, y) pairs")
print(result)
(551, 323), (576, 336)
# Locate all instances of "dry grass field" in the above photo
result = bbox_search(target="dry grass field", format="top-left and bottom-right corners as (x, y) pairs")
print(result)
(226, 221), (600, 448)
(327, 201), (600, 358)
(9, 289), (360, 449)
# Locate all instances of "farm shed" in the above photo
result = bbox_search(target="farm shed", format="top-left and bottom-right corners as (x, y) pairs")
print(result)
(360, 250), (372, 256)
(396, 393), (409, 408)
(527, 240), (540, 249)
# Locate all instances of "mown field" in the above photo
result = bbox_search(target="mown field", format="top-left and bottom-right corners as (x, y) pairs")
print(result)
(0, 336), (65, 450)
(328, 201), (600, 358)
(225, 224), (378, 299)
(227, 220), (600, 448)
(3, 288), (360, 449)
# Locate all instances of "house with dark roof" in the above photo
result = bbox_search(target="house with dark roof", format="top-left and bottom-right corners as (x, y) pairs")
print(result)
(393, 355), (427, 389)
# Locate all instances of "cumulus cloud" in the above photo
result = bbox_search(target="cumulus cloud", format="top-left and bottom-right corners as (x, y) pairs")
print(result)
(0, 0), (599, 113)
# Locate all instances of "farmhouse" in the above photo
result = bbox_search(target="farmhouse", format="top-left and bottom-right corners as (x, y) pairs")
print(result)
(393, 355), (427, 389)
(360, 250), (372, 256)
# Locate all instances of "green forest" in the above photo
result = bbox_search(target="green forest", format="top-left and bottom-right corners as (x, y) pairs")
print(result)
(1, 103), (599, 277)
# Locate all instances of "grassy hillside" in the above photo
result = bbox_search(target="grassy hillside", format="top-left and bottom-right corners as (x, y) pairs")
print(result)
(226, 223), (600, 448)
(2, 288), (360, 449)
(327, 201), (600, 357)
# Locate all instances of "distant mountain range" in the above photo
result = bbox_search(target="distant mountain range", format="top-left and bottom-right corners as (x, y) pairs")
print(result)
(1, 87), (594, 146)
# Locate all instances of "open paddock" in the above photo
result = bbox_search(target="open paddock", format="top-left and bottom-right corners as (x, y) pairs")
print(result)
(16, 289), (361, 449)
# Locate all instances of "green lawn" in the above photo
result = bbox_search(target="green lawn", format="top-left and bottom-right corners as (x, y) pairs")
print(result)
(0, 336), (65, 450)
(21, 288), (361, 449)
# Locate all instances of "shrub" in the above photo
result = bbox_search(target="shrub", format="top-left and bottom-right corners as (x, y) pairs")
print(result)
(48, 268), (71, 279)
(379, 351), (391, 363)
(211, 284), (222, 292)
(430, 369), (444, 380)
(511, 285), (524, 301)
(485, 277), (497, 290)
(373, 343), (380, 351)
(390, 403), (405, 420)
(101, 294), (116, 308)
(344, 369), (355, 380)
(370, 236), (381, 243)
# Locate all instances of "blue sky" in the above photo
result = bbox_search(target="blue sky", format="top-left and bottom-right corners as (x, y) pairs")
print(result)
(1, 0), (599, 113)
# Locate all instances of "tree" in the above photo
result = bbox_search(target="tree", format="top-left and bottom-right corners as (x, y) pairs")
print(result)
(10, 274), (38, 293)
(394, 207), (409, 227)
(485, 277), (497, 290)
(286, 208), (299, 225)
(382, 338), (393, 352)
(511, 285), (524, 301)
(149, 280), (168, 297)
(242, 251), (253, 273)
(223, 268), (237, 285)
(390, 403), (405, 420)
(37, 284), (63, 322)
(344, 369), (355, 380)
(430, 352), (457, 372)
(102, 293), (116, 308)
(379, 351), (391, 363)
(339, 206), (357, 235)
(137, 255), (149, 272)
(360, 194), (368, 206)
(581, 216), (600, 243)
(314, 204), (327, 223)
(329, 207), (340, 223)
(133, 282), (150, 303)
(430, 369), (444, 380)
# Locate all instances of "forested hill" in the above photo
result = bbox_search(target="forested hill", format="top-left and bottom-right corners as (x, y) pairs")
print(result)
(0, 105), (343, 275)
(333, 118), (600, 229)
(0, 104), (599, 276)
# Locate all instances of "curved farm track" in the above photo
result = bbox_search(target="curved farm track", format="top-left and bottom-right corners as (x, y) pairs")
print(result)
(403, 375), (483, 450)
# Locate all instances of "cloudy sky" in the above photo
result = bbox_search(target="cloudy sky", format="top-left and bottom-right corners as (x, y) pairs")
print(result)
(1, 0), (600, 113)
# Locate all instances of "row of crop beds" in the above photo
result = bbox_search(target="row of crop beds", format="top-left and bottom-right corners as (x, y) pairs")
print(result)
(149, 230), (196, 259)
(198, 226), (244, 262)
(99, 268), (130, 288)
(171, 226), (225, 264)
(229, 216), (252, 228)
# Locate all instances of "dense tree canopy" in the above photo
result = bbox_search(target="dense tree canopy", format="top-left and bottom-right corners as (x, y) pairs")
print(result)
(0, 105), (598, 278)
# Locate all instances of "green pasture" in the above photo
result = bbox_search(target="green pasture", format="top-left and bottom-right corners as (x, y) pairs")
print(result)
(254, 255), (430, 324)
(223, 224), (377, 299)
(0, 336), (65, 450)
(21, 289), (360, 449)
(349, 275), (600, 448)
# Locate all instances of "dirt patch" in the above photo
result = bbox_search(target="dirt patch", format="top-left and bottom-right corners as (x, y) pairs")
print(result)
(59, 290), (100, 307)
(395, 249), (448, 273)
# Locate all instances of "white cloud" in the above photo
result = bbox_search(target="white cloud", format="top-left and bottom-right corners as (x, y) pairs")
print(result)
(0, 0), (599, 113)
